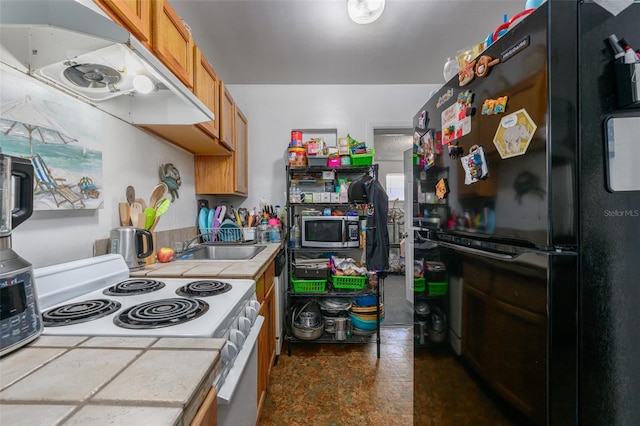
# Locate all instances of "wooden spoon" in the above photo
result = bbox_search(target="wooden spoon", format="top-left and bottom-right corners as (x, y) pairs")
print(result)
(118, 202), (131, 226)
(149, 183), (168, 211)
(125, 186), (135, 205)
(130, 202), (143, 228)
(134, 198), (147, 209)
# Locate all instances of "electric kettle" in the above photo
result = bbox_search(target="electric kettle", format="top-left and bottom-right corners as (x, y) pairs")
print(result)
(110, 226), (154, 271)
(0, 151), (42, 356)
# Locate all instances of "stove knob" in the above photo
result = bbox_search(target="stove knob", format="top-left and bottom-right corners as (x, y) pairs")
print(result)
(245, 306), (258, 323)
(221, 341), (238, 364)
(238, 316), (252, 334)
(249, 300), (261, 312)
(229, 328), (245, 350)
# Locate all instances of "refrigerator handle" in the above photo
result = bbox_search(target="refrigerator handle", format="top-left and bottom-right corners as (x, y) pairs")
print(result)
(437, 240), (518, 261)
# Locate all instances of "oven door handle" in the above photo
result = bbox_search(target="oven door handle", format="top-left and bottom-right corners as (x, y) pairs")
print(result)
(217, 315), (264, 404)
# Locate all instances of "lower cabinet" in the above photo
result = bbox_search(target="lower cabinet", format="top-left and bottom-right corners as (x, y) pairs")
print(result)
(462, 258), (547, 425)
(257, 262), (276, 418)
(190, 387), (217, 426)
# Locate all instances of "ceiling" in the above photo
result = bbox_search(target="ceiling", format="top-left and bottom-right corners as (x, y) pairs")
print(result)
(171, 0), (525, 85)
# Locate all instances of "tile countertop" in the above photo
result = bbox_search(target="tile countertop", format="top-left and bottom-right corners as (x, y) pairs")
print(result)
(130, 242), (283, 280)
(0, 335), (225, 426)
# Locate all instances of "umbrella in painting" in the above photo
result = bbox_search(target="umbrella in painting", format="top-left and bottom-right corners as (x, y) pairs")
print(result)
(0, 95), (77, 156)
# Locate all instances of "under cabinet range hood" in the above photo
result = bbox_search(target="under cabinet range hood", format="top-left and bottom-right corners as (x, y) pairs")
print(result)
(0, 0), (213, 125)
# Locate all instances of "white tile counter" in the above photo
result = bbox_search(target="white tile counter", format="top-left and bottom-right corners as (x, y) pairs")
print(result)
(0, 336), (224, 426)
(130, 242), (283, 280)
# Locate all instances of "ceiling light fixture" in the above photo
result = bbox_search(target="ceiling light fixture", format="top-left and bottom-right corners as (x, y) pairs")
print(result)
(132, 74), (155, 94)
(347, 0), (385, 24)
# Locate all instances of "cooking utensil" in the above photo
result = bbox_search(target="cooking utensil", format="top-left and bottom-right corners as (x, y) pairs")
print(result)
(129, 202), (143, 228)
(212, 206), (222, 241)
(148, 198), (170, 232)
(134, 198), (147, 209)
(144, 207), (155, 230)
(149, 182), (168, 210)
(125, 186), (135, 205)
(118, 202), (131, 226)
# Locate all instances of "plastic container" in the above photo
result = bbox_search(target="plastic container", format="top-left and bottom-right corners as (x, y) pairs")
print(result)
(288, 147), (307, 167)
(307, 155), (329, 166)
(349, 148), (375, 166)
(443, 56), (460, 81)
(332, 275), (367, 290)
(291, 130), (303, 147)
(291, 276), (327, 293)
(414, 277), (426, 292)
(428, 282), (448, 296)
(327, 157), (341, 167)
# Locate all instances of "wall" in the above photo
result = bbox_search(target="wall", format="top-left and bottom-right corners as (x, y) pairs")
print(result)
(3, 66), (199, 268)
(226, 84), (440, 210)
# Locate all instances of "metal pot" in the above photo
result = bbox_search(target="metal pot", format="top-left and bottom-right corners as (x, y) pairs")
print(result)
(298, 311), (318, 328)
(291, 302), (324, 341)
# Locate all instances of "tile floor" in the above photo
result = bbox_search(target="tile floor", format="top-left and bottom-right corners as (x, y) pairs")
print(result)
(259, 327), (526, 426)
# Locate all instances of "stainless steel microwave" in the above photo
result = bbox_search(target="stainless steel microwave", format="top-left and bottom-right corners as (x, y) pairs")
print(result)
(301, 216), (359, 248)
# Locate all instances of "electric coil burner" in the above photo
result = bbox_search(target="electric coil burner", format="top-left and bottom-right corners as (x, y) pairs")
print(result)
(176, 280), (232, 298)
(42, 299), (122, 327)
(114, 298), (209, 329)
(103, 278), (165, 296)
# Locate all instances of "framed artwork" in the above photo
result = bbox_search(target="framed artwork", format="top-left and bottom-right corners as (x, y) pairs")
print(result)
(0, 66), (104, 210)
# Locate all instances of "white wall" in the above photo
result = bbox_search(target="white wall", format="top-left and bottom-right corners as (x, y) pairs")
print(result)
(4, 67), (199, 268)
(226, 84), (440, 210)
(5, 70), (441, 268)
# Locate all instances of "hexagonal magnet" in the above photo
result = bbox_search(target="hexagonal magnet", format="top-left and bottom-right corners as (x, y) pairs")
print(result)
(492, 108), (537, 159)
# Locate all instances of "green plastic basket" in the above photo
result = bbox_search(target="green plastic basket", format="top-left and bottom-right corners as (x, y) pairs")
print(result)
(349, 148), (375, 166)
(332, 275), (366, 290)
(414, 277), (426, 292)
(291, 276), (327, 293)
(428, 281), (448, 296)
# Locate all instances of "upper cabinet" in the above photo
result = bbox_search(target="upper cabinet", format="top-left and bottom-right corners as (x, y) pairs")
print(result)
(193, 46), (220, 141)
(234, 105), (249, 195)
(219, 81), (235, 151)
(95, 0), (152, 45)
(152, 0), (194, 89)
(195, 86), (249, 196)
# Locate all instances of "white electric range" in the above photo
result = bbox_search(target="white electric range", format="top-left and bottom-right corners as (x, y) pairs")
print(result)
(33, 254), (263, 426)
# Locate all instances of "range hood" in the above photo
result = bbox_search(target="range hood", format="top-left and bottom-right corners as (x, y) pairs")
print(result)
(0, 0), (213, 125)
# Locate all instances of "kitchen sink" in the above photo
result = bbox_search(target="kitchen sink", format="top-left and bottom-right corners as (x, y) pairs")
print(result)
(177, 244), (266, 261)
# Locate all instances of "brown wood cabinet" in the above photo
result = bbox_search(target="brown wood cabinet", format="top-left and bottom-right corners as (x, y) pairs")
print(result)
(257, 262), (276, 419)
(190, 387), (217, 426)
(95, 0), (152, 45)
(194, 84), (249, 196)
(152, 0), (194, 88)
(193, 46), (221, 141)
(462, 257), (547, 425)
(219, 81), (235, 151)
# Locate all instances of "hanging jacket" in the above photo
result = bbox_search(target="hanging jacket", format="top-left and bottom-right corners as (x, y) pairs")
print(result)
(364, 178), (389, 271)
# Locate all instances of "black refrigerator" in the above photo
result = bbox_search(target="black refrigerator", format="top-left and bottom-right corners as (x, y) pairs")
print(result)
(411, 1), (639, 425)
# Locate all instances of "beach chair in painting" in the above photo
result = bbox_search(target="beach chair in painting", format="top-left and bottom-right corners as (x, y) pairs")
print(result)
(78, 176), (100, 199)
(30, 154), (85, 209)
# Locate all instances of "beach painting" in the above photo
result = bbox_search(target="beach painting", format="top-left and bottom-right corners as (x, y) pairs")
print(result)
(0, 67), (103, 210)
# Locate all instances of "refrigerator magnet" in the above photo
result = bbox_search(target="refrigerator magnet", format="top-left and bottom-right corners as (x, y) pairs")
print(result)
(436, 88), (454, 109)
(458, 60), (476, 86)
(475, 55), (500, 78)
(436, 178), (450, 199)
(461, 145), (490, 185)
(481, 96), (508, 115)
(492, 108), (537, 159)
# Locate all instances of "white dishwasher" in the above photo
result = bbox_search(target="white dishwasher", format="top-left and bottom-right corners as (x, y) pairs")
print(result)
(273, 249), (287, 356)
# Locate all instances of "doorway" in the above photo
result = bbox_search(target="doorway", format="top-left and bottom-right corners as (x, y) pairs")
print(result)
(373, 127), (413, 327)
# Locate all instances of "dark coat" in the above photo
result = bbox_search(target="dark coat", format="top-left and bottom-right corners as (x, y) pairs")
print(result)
(365, 178), (389, 272)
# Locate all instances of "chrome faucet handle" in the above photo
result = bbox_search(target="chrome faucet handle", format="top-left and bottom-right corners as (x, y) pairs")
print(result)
(182, 234), (206, 251)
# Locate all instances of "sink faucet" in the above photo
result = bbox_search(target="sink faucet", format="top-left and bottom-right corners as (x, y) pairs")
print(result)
(182, 234), (207, 252)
